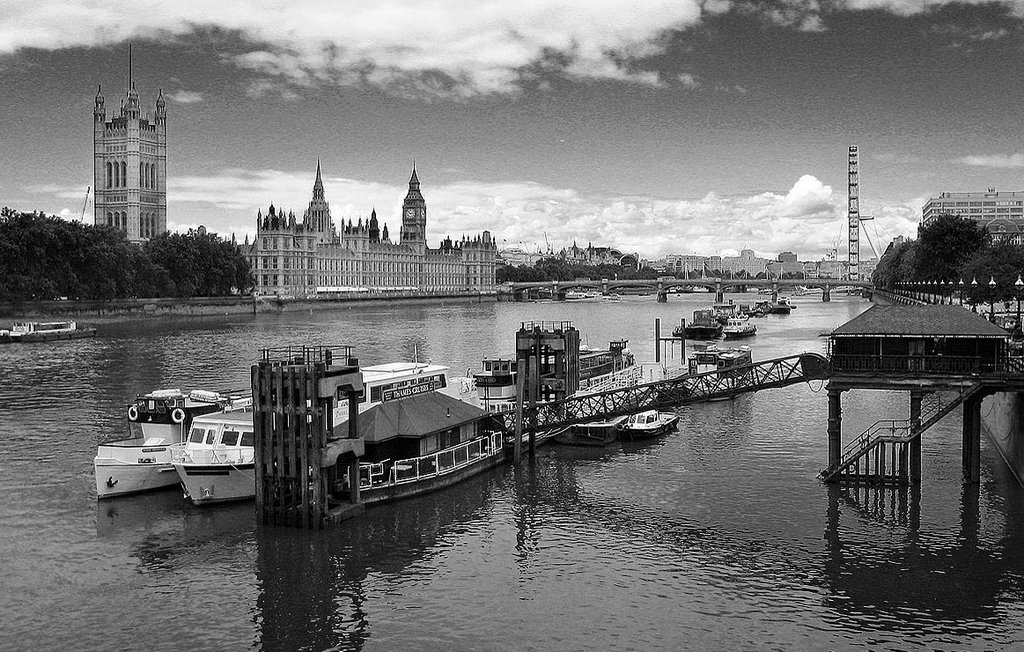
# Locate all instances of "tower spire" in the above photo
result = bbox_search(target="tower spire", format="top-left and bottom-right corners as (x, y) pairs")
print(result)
(127, 42), (133, 92)
(312, 158), (324, 201)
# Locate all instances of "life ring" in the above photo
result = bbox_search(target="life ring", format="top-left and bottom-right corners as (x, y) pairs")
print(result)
(127, 405), (139, 421)
(171, 408), (186, 424)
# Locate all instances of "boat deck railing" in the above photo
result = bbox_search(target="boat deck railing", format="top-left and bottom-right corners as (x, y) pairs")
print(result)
(359, 432), (503, 490)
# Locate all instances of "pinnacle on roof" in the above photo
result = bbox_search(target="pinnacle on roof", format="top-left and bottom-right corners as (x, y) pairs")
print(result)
(409, 161), (420, 187)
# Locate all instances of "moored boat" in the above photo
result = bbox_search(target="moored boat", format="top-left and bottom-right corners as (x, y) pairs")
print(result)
(722, 317), (757, 339)
(688, 344), (752, 376)
(94, 389), (248, 499)
(553, 415), (627, 446)
(170, 409), (255, 505)
(617, 410), (679, 441)
(0, 320), (96, 343)
(171, 360), (486, 506)
(678, 309), (723, 340)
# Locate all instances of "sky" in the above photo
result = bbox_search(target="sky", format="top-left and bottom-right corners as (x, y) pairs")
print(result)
(3, 0), (1024, 261)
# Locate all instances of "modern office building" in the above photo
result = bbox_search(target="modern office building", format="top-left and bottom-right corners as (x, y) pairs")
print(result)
(922, 188), (1024, 234)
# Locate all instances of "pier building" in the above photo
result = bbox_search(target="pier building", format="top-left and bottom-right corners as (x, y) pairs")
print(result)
(243, 163), (497, 297)
(93, 47), (167, 242)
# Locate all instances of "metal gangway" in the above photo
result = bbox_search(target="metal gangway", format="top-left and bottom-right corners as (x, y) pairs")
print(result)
(501, 352), (831, 434)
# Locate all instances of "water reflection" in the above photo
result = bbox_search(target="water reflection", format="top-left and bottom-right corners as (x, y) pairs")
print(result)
(823, 483), (1005, 628)
(254, 471), (499, 651)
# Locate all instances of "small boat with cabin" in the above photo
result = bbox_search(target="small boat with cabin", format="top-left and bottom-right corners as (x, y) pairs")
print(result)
(722, 317), (757, 339)
(617, 410), (680, 441)
(0, 320), (96, 343)
(712, 301), (739, 324)
(94, 389), (248, 499)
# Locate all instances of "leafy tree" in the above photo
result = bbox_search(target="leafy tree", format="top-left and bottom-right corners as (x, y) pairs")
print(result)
(911, 213), (989, 282)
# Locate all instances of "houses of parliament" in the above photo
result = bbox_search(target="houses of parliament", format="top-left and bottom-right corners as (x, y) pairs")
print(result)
(242, 163), (498, 297)
(92, 52), (496, 296)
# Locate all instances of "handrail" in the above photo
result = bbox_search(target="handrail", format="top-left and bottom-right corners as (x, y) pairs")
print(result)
(358, 432), (503, 490)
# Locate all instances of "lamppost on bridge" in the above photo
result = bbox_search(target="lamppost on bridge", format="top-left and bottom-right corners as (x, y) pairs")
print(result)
(971, 277), (978, 312)
(959, 278), (965, 306)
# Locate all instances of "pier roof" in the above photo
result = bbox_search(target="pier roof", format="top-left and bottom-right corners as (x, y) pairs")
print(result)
(832, 305), (1008, 338)
(357, 391), (487, 442)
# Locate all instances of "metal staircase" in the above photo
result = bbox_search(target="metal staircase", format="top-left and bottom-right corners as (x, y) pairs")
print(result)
(819, 384), (986, 484)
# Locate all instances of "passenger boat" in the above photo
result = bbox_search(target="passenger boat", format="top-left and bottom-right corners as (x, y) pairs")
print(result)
(0, 320), (96, 343)
(171, 361), (475, 506)
(578, 339), (639, 393)
(617, 410), (680, 441)
(464, 358), (518, 414)
(553, 415), (627, 446)
(677, 309), (723, 340)
(94, 389), (248, 499)
(564, 290), (590, 300)
(722, 317), (757, 339)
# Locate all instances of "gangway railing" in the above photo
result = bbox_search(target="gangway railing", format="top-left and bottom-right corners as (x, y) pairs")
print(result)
(501, 352), (830, 434)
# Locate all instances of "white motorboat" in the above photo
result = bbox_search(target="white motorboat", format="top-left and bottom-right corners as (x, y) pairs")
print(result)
(94, 389), (249, 499)
(170, 408), (256, 505)
(618, 410), (680, 441)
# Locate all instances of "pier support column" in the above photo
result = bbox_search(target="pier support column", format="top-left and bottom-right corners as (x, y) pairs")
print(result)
(962, 394), (982, 483)
(822, 286), (831, 302)
(827, 388), (843, 470)
(909, 390), (924, 484)
(715, 282), (724, 304)
(771, 284), (779, 303)
(657, 292), (668, 303)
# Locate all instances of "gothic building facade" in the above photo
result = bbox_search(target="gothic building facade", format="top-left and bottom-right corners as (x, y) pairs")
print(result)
(243, 163), (497, 297)
(93, 49), (167, 242)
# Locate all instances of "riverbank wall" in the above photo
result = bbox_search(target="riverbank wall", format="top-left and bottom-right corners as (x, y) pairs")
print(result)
(0, 291), (498, 322)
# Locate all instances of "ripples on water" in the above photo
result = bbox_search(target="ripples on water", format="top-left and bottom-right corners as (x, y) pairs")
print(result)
(2, 294), (1024, 650)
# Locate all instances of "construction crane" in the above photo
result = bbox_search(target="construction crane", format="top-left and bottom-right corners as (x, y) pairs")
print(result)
(79, 186), (91, 222)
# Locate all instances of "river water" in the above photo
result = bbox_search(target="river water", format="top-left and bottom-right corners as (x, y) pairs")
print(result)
(2, 293), (1024, 651)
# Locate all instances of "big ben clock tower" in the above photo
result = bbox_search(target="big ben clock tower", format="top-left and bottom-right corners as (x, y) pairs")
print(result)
(400, 164), (427, 255)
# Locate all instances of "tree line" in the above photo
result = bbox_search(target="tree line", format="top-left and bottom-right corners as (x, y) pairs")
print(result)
(0, 208), (253, 303)
(872, 213), (1024, 305)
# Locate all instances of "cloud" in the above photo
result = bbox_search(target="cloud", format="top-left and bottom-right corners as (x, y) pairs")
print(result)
(166, 89), (203, 104)
(161, 167), (919, 260)
(3, 1), (1017, 98)
(954, 153), (1024, 169)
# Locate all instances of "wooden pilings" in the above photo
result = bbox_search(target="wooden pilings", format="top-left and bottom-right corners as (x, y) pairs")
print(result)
(252, 346), (362, 528)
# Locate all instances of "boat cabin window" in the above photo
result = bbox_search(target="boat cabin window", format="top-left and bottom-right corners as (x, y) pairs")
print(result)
(240, 431), (254, 447)
(221, 430), (240, 447)
(189, 427), (209, 444)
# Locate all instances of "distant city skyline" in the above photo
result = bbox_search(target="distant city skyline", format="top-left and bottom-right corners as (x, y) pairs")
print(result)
(3, 1), (1024, 260)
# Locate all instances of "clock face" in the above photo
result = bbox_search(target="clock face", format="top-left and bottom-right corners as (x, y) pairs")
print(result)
(405, 208), (416, 218)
